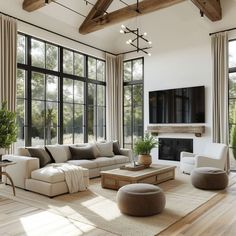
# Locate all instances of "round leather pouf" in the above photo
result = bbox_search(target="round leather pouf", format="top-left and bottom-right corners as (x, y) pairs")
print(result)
(116, 183), (166, 217)
(191, 167), (228, 190)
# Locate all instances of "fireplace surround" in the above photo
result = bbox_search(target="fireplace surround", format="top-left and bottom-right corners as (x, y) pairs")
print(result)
(158, 138), (193, 161)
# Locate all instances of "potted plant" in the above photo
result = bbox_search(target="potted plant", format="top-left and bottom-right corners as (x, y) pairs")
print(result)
(230, 104), (236, 169)
(134, 133), (158, 167)
(0, 101), (18, 160)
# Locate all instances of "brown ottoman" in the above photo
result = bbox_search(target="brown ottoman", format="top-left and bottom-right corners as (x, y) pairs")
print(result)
(191, 167), (228, 190)
(116, 183), (166, 216)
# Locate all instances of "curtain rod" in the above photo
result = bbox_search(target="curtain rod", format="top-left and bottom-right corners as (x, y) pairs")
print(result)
(209, 26), (236, 36)
(0, 11), (116, 56)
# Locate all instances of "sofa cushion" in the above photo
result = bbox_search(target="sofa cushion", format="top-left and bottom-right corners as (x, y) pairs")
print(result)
(96, 141), (114, 157)
(112, 155), (130, 164)
(67, 159), (98, 169)
(16, 147), (30, 157)
(27, 147), (52, 168)
(31, 164), (89, 184)
(113, 141), (122, 155)
(31, 165), (65, 183)
(69, 145), (97, 160)
(46, 145), (71, 163)
(94, 157), (116, 167)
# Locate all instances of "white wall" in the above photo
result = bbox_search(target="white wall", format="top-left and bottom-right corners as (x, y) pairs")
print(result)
(123, 1), (236, 163)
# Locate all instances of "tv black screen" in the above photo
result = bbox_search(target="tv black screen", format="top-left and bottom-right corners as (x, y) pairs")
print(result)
(149, 86), (205, 123)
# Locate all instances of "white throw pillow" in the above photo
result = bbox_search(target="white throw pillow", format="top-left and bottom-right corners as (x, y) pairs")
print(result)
(95, 141), (114, 157)
(46, 145), (71, 163)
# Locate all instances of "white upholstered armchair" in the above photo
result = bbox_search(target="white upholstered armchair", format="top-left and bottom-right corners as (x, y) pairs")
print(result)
(180, 143), (228, 174)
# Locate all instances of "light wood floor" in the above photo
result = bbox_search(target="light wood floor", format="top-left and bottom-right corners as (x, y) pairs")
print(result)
(159, 180), (236, 236)
(0, 176), (236, 236)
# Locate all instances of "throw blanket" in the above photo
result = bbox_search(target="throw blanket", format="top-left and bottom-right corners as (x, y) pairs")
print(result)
(50, 163), (88, 193)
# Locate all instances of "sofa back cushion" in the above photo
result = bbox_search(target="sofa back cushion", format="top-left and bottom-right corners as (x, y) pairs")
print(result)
(27, 147), (52, 168)
(96, 141), (114, 157)
(69, 145), (97, 160)
(16, 147), (30, 157)
(113, 141), (122, 155)
(46, 145), (71, 163)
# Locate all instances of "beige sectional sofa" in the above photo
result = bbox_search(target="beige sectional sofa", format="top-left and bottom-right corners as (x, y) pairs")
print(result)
(2, 143), (132, 197)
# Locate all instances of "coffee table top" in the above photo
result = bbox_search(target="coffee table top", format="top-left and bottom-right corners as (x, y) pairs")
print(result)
(100, 164), (176, 179)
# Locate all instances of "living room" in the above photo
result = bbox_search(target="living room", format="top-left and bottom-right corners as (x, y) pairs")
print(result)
(0, 0), (236, 235)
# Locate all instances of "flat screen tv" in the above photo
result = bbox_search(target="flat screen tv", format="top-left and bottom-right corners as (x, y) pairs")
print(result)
(149, 86), (205, 124)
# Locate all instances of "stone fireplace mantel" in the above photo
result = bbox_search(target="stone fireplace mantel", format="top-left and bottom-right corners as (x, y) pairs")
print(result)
(147, 125), (205, 137)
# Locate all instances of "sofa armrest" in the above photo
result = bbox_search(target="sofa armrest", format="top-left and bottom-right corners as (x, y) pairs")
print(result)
(195, 155), (224, 170)
(2, 155), (40, 189)
(120, 148), (132, 162)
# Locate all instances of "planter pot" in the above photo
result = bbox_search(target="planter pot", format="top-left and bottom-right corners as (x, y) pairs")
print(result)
(138, 154), (152, 167)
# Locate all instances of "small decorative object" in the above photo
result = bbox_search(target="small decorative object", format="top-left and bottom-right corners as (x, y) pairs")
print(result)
(134, 133), (158, 167)
(120, 163), (146, 171)
(0, 101), (18, 160)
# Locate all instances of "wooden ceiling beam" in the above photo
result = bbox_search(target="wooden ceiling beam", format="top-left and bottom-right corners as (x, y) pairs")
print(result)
(191, 0), (222, 21)
(79, 0), (185, 35)
(23, 0), (52, 12)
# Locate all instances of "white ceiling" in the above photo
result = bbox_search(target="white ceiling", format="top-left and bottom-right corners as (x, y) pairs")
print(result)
(1, 0), (236, 54)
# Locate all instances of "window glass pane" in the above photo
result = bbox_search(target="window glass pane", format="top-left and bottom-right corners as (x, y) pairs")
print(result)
(97, 60), (105, 81)
(97, 85), (105, 106)
(133, 85), (143, 106)
(74, 53), (84, 77)
(124, 106), (131, 127)
(133, 59), (143, 80)
(63, 49), (73, 74)
(16, 99), (25, 148)
(32, 72), (45, 100)
(229, 99), (236, 125)
(32, 39), (45, 68)
(74, 104), (84, 128)
(229, 73), (236, 98)
(88, 83), (96, 105)
(229, 41), (236, 68)
(46, 75), (58, 101)
(88, 57), (96, 80)
(124, 126), (132, 146)
(46, 44), (58, 71)
(45, 102), (58, 145)
(124, 86), (132, 106)
(17, 69), (25, 98)
(88, 106), (95, 142)
(124, 61), (131, 81)
(74, 80), (84, 104)
(63, 103), (73, 144)
(31, 100), (45, 146)
(74, 127), (84, 143)
(17, 34), (26, 64)
(63, 78), (73, 103)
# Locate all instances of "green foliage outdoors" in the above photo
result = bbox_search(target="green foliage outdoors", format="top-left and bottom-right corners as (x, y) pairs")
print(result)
(0, 101), (18, 149)
(231, 104), (236, 160)
(134, 133), (158, 155)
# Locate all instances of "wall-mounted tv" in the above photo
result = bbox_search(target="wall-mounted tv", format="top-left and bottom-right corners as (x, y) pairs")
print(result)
(149, 86), (205, 124)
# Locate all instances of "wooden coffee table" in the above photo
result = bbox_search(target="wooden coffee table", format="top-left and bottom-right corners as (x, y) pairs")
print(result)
(101, 164), (176, 190)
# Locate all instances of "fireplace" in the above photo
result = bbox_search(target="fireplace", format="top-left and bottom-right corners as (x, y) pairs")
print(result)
(158, 138), (193, 161)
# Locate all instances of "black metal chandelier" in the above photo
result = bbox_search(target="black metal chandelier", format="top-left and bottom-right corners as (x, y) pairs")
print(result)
(119, 0), (152, 56)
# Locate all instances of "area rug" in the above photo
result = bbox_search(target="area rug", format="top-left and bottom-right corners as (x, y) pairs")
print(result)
(1, 170), (236, 236)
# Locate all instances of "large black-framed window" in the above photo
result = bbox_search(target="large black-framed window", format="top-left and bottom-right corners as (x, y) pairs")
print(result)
(229, 40), (236, 140)
(16, 33), (106, 147)
(123, 57), (144, 149)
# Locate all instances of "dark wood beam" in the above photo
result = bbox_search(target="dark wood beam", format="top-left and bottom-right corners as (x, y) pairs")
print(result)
(23, 0), (52, 12)
(79, 0), (185, 35)
(191, 0), (222, 21)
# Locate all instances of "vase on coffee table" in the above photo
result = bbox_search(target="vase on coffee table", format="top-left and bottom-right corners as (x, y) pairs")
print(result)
(137, 154), (152, 167)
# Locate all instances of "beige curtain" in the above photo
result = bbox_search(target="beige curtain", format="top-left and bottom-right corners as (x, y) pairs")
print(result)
(211, 32), (229, 172)
(106, 53), (124, 145)
(0, 14), (17, 111)
(0, 14), (17, 154)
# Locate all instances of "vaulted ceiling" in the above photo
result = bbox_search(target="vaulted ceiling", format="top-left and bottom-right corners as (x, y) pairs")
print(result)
(1, 0), (236, 54)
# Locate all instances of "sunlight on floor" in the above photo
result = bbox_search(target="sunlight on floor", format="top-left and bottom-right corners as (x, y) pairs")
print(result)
(20, 211), (95, 235)
(81, 196), (122, 221)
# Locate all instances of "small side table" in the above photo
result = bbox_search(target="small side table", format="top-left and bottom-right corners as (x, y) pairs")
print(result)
(0, 161), (16, 196)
